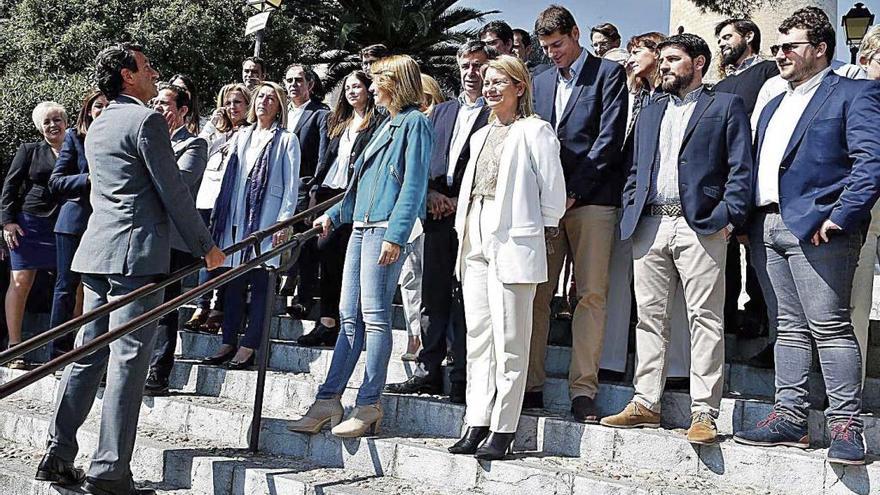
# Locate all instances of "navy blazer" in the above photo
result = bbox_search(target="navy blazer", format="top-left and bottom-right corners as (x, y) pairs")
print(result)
(620, 88), (754, 240)
(49, 129), (91, 235)
(1, 140), (59, 224)
(753, 73), (880, 242)
(532, 51), (629, 206)
(427, 99), (490, 198)
(291, 99), (330, 181)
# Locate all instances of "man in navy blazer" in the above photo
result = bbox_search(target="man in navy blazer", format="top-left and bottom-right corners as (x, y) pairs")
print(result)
(734, 8), (880, 465)
(601, 34), (752, 445)
(282, 64), (329, 307)
(525, 5), (628, 421)
(385, 40), (492, 402)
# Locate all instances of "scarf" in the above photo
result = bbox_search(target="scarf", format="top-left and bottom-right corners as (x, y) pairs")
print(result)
(210, 125), (281, 259)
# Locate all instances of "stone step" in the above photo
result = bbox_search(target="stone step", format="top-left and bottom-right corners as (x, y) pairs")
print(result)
(6, 360), (880, 456)
(1, 370), (875, 494)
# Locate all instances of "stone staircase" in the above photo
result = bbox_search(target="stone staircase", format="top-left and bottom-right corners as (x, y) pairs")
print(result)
(1, 298), (879, 494)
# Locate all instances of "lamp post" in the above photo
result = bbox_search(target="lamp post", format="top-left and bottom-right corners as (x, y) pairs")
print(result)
(842, 2), (875, 64)
(245, 0), (283, 57)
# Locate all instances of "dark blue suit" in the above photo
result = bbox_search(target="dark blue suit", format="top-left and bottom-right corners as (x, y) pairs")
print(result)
(47, 128), (91, 357)
(413, 99), (489, 387)
(753, 73), (880, 242)
(620, 89), (754, 241)
(532, 51), (629, 205)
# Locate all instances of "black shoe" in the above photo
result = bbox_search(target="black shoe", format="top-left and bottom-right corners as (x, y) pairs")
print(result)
(747, 345), (774, 369)
(384, 374), (442, 395)
(83, 476), (155, 495)
(522, 391), (544, 410)
(143, 369), (169, 396)
(571, 396), (599, 424)
(449, 382), (466, 404)
(286, 301), (313, 319)
(200, 347), (237, 366)
(448, 426), (490, 454)
(296, 323), (338, 347)
(34, 453), (86, 486)
(227, 352), (256, 370)
(474, 432), (515, 460)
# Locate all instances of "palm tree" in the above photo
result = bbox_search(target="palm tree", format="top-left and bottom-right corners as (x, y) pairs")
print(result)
(689, 0), (781, 16)
(314, 0), (497, 92)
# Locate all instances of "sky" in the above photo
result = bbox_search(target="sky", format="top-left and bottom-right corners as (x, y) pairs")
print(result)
(462, 0), (880, 62)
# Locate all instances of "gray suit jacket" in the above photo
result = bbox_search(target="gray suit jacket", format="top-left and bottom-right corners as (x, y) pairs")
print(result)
(73, 95), (215, 276)
(169, 126), (208, 252)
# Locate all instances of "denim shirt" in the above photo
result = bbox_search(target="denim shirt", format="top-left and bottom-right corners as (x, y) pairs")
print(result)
(327, 106), (433, 246)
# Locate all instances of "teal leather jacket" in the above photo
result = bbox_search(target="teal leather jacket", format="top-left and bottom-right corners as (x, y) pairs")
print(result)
(327, 106), (433, 246)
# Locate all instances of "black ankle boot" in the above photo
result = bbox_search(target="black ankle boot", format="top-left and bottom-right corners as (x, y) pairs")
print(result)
(474, 432), (515, 460)
(448, 426), (490, 454)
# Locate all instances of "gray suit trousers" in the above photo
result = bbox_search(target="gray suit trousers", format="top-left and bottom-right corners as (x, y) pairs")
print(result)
(47, 273), (163, 481)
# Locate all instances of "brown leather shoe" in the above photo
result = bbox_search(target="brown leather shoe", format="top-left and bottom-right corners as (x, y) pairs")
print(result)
(600, 401), (661, 429)
(687, 412), (718, 445)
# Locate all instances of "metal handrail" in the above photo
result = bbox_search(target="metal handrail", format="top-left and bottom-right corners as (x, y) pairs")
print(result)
(0, 194), (341, 366)
(0, 193), (341, 451)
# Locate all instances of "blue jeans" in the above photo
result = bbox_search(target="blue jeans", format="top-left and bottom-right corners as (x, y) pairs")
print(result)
(750, 212), (863, 428)
(50, 232), (82, 357)
(317, 227), (408, 406)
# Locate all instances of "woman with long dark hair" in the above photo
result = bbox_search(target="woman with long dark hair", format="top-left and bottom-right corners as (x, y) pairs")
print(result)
(47, 90), (108, 358)
(296, 71), (383, 347)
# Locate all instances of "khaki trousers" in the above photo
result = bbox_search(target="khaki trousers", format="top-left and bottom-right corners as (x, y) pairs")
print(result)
(631, 215), (726, 416)
(461, 198), (536, 432)
(527, 204), (618, 399)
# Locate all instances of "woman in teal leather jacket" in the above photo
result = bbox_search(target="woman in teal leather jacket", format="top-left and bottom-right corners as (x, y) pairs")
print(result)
(289, 55), (433, 437)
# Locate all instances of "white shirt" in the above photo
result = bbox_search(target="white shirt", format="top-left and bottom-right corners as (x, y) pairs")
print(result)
(322, 123), (360, 190)
(756, 67), (831, 206)
(446, 94), (485, 187)
(554, 47), (588, 129)
(649, 87), (702, 205)
(286, 100), (309, 131)
(751, 61), (866, 132)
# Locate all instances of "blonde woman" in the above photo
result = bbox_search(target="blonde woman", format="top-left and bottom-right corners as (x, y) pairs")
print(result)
(420, 73), (446, 115)
(449, 55), (565, 459)
(186, 83), (253, 333)
(200, 81), (300, 369)
(2, 101), (68, 368)
(289, 55), (432, 438)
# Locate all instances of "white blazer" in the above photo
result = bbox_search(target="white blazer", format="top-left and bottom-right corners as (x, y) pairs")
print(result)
(454, 117), (567, 284)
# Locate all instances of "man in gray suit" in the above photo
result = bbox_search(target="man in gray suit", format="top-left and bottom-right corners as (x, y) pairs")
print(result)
(34, 44), (225, 495)
(145, 82), (209, 395)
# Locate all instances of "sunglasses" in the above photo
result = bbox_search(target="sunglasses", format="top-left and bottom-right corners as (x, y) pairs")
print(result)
(770, 41), (814, 56)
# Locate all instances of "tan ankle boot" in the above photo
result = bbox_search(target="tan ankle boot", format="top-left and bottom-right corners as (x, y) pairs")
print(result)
(287, 397), (343, 434)
(331, 403), (383, 438)
(600, 401), (661, 429)
(687, 412), (717, 445)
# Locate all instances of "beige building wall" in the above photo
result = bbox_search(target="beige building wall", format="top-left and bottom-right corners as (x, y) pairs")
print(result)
(669, 0), (837, 81)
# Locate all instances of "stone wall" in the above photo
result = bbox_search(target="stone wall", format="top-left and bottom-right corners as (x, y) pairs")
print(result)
(669, 0), (837, 81)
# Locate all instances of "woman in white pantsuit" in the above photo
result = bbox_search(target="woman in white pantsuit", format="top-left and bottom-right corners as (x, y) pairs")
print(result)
(447, 55), (566, 461)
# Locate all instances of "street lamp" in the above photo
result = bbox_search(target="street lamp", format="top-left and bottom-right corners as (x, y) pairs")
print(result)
(842, 2), (875, 64)
(245, 0), (284, 57)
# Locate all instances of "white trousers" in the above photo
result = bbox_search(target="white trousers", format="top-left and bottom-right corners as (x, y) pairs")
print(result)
(399, 233), (425, 338)
(461, 198), (537, 432)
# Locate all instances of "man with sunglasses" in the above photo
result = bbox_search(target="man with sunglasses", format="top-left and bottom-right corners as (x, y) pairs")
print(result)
(733, 7), (880, 466)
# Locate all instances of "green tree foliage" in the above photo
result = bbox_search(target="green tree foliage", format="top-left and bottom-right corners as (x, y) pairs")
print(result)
(314, 0), (497, 91)
(0, 0), (323, 165)
(689, 0), (780, 16)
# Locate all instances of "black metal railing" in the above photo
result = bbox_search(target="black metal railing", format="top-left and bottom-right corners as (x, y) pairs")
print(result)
(0, 193), (342, 452)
